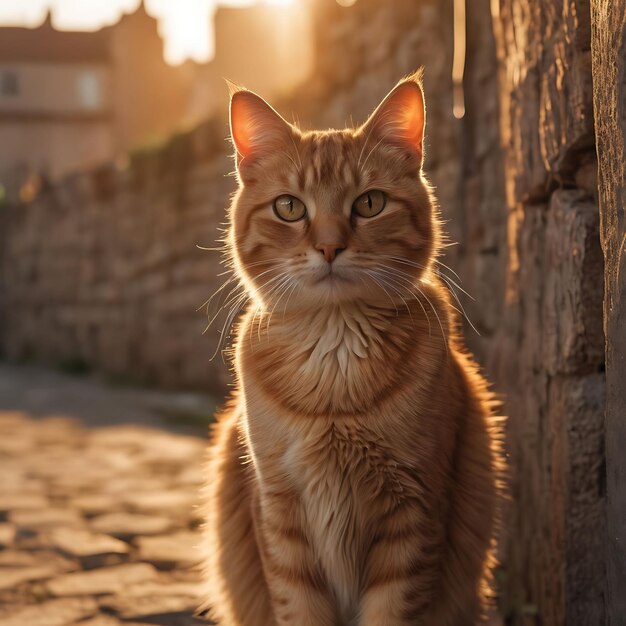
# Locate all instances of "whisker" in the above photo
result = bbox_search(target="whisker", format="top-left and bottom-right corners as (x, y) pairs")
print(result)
(282, 281), (302, 324)
(360, 136), (386, 175)
(431, 257), (462, 282)
(288, 133), (303, 173)
(197, 258), (284, 317)
(413, 283), (448, 355)
(366, 269), (414, 321)
(265, 276), (295, 333)
(196, 244), (226, 252)
(204, 269), (286, 335)
(375, 254), (477, 334)
(379, 254), (474, 301)
(196, 275), (238, 313)
(371, 266), (430, 333)
(437, 273), (480, 336)
(204, 266), (279, 323)
(209, 294), (250, 361)
(371, 264), (447, 350)
(363, 270), (399, 315)
(357, 121), (377, 170)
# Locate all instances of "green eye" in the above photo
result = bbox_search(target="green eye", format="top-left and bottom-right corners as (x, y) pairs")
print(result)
(352, 190), (387, 218)
(273, 195), (307, 222)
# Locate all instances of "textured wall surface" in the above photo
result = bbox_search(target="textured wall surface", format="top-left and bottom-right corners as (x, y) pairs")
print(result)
(591, 1), (626, 623)
(0, 124), (236, 395)
(493, 0), (605, 623)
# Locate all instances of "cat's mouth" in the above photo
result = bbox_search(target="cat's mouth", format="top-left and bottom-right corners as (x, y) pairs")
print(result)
(317, 274), (341, 284)
(314, 267), (351, 285)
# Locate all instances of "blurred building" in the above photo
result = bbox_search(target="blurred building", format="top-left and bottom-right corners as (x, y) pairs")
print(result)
(0, 3), (193, 198)
(0, 1), (313, 199)
(0, 12), (114, 194)
(105, 3), (193, 156)
(185, 2), (313, 124)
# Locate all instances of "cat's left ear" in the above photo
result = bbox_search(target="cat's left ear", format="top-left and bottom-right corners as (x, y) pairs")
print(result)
(229, 87), (296, 167)
(360, 71), (425, 166)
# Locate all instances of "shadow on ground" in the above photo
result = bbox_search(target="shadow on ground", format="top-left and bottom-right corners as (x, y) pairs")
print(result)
(0, 362), (220, 434)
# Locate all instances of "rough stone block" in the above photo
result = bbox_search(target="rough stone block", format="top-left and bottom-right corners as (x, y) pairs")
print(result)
(542, 190), (604, 375)
(46, 563), (158, 597)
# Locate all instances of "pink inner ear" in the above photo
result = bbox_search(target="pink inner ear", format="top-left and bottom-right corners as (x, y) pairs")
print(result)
(229, 90), (293, 162)
(398, 93), (424, 145)
(230, 95), (256, 158)
(365, 80), (425, 156)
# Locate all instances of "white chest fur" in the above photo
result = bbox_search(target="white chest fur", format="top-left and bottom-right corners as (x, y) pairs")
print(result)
(242, 389), (401, 621)
(238, 303), (423, 619)
(245, 303), (396, 415)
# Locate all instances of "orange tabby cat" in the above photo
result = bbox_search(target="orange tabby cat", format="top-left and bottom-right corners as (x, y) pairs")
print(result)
(201, 72), (504, 626)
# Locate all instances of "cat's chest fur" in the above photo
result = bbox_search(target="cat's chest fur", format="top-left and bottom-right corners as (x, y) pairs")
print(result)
(243, 394), (420, 620)
(242, 302), (417, 416)
(240, 302), (433, 618)
(283, 419), (407, 620)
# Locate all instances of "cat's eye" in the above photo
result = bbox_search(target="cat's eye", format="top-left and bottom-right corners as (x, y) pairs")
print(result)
(273, 195), (307, 222)
(352, 190), (387, 218)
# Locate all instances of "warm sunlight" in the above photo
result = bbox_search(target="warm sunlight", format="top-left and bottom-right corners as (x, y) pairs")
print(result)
(0, 0), (299, 65)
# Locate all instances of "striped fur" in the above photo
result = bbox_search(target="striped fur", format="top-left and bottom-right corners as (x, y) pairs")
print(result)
(201, 73), (505, 625)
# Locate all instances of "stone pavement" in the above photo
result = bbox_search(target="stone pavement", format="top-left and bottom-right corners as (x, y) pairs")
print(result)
(0, 370), (209, 626)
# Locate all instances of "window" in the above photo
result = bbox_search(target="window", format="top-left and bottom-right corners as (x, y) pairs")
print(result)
(77, 71), (101, 109)
(0, 71), (19, 96)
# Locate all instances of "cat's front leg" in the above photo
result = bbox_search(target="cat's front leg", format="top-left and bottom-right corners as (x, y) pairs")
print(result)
(358, 572), (438, 626)
(359, 570), (437, 626)
(360, 582), (419, 626)
(359, 508), (441, 626)
(256, 491), (337, 626)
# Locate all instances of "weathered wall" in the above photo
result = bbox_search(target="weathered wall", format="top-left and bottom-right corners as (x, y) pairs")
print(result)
(591, 1), (626, 623)
(493, 0), (605, 623)
(0, 123), (235, 395)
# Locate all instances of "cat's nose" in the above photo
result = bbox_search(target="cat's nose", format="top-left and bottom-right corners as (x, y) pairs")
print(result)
(315, 243), (346, 263)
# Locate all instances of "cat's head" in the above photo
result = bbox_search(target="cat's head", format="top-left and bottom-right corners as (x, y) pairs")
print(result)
(227, 72), (440, 310)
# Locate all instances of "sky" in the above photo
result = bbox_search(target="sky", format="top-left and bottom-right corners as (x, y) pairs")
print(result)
(0, 0), (296, 65)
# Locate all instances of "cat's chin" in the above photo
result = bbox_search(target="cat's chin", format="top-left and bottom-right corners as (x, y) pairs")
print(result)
(313, 273), (349, 287)
(288, 275), (387, 308)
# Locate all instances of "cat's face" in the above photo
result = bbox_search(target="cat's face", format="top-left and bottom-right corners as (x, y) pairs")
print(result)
(228, 74), (438, 309)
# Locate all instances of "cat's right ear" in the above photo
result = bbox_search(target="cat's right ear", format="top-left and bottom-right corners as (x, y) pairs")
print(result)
(229, 88), (295, 169)
(360, 71), (426, 167)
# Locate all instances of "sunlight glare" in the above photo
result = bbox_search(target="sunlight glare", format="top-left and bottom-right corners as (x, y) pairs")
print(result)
(0, 0), (302, 66)
(146, 0), (215, 65)
(51, 0), (140, 30)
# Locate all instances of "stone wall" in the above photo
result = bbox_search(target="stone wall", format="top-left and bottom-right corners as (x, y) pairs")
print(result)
(591, 1), (626, 623)
(0, 124), (236, 395)
(492, 0), (606, 623)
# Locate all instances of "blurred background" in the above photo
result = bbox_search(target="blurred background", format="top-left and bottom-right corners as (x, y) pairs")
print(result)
(0, 0), (623, 625)
(0, 0), (313, 194)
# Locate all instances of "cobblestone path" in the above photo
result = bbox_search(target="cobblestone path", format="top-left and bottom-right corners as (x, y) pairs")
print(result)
(0, 403), (208, 626)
